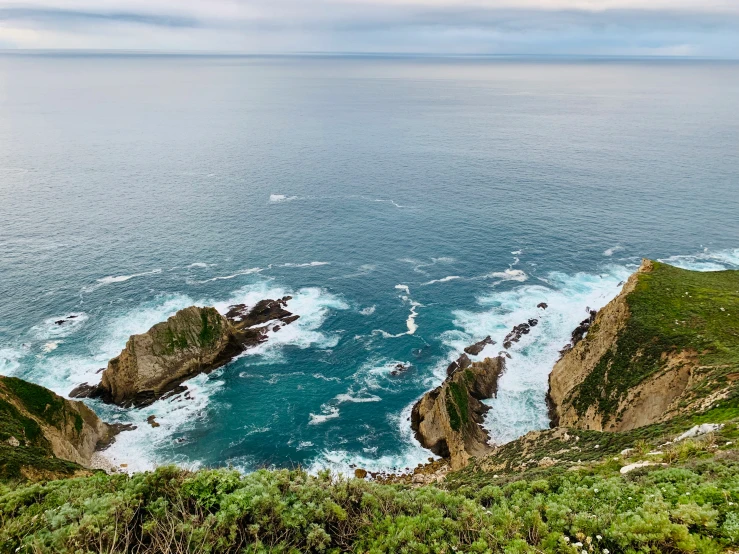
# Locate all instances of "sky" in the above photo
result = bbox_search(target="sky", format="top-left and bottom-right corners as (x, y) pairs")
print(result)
(1, 0), (739, 57)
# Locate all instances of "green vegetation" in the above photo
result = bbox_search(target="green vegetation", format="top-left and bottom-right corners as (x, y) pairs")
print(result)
(571, 262), (739, 421)
(2, 377), (66, 428)
(199, 308), (222, 347)
(448, 382), (469, 424)
(3, 439), (739, 554)
(446, 393), (462, 431)
(0, 396), (45, 446)
(0, 444), (82, 482)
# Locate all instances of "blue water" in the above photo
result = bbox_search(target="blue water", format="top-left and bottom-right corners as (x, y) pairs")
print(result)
(1, 54), (738, 473)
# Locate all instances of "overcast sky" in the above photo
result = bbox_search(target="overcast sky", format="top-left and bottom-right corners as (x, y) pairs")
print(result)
(1, 0), (738, 57)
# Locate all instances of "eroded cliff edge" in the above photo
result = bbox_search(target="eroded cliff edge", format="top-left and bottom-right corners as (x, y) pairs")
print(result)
(548, 259), (739, 432)
(411, 356), (505, 470)
(0, 376), (122, 480)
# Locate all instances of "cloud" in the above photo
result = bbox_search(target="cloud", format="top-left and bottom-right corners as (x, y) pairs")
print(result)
(1, 0), (738, 56)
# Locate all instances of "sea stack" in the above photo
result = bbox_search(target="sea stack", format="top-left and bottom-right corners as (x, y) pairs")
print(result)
(411, 356), (506, 470)
(72, 298), (299, 408)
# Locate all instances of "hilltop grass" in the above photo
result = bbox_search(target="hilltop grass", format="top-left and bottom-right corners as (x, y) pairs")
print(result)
(571, 262), (739, 421)
(3, 444), (739, 554)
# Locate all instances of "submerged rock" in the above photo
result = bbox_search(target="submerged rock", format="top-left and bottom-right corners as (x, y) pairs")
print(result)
(71, 299), (299, 408)
(411, 356), (506, 470)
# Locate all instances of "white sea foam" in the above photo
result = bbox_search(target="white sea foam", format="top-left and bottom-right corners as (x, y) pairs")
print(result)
(480, 268), (528, 283)
(200, 267), (263, 282)
(659, 248), (739, 271)
(359, 305), (376, 316)
(309, 405), (340, 425)
(0, 347), (23, 376)
(96, 269), (162, 285)
(335, 393), (382, 403)
(308, 401), (436, 476)
(269, 194), (299, 203)
(374, 286), (421, 338)
(281, 261), (330, 268)
(187, 262), (213, 269)
(42, 341), (61, 353)
(603, 245), (624, 257)
(30, 312), (89, 340)
(422, 276), (461, 285)
(444, 265), (633, 445)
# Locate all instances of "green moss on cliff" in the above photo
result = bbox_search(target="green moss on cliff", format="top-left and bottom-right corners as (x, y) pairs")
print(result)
(2, 377), (66, 428)
(198, 308), (222, 347)
(571, 262), (739, 422)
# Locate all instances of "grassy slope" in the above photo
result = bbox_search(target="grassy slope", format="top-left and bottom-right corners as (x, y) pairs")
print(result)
(0, 377), (87, 481)
(2, 436), (739, 554)
(571, 262), (739, 422)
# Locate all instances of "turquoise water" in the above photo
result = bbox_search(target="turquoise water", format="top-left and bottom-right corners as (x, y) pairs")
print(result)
(1, 54), (738, 473)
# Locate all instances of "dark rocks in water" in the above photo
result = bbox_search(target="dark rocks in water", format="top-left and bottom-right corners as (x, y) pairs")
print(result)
(499, 350), (512, 360)
(446, 353), (471, 376)
(503, 322), (531, 346)
(54, 319), (66, 325)
(464, 336), (495, 356)
(67, 315), (78, 319)
(537, 302), (548, 309)
(503, 341), (512, 349)
(391, 363), (411, 376)
(146, 415), (160, 428)
(570, 310), (597, 345)
(69, 383), (99, 399)
(354, 468), (368, 479)
(528, 318), (539, 327)
(95, 367), (105, 374)
(71, 298), (300, 408)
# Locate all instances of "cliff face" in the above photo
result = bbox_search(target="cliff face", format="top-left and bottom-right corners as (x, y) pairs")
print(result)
(0, 376), (119, 480)
(548, 260), (739, 432)
(412, 357), (505, 470)
(73, 299), (299, 408)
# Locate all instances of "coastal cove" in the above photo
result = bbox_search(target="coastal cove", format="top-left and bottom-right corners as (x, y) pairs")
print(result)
(2, 55), (739, 476)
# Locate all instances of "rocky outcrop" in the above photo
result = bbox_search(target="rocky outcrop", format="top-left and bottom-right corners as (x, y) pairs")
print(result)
(72, 298), (299, 408)
(411, 356), (506, 470)
(547, 259), (739, 432)
(0, 376), (123, 477)
(464, 336), (495, 356)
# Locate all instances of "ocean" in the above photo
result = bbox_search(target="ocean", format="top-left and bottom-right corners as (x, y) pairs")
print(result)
(1, 53), (738, 474)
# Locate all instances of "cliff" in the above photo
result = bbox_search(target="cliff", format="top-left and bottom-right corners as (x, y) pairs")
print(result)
(548, 260), (739, 431)
(72, 298), (299, 408)
(0, 376), (120, 481)
(411, 356), (505, 470)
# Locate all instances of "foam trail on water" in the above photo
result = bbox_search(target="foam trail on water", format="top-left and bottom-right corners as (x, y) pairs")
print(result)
(603, 245), (624, 257)
(422, 276), (461, 285)
(269, 194), (299, 203)
(83, 268), (162, 292)
(373, 286), (422, 338)
(446, 264), (634, 445)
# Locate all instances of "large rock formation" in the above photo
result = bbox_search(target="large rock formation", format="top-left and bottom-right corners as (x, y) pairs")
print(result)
(0, 375), (122, 480)
(411, 356), (505, 470)
(72, 298), (298, 408)
(548, 260), (739, 432)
